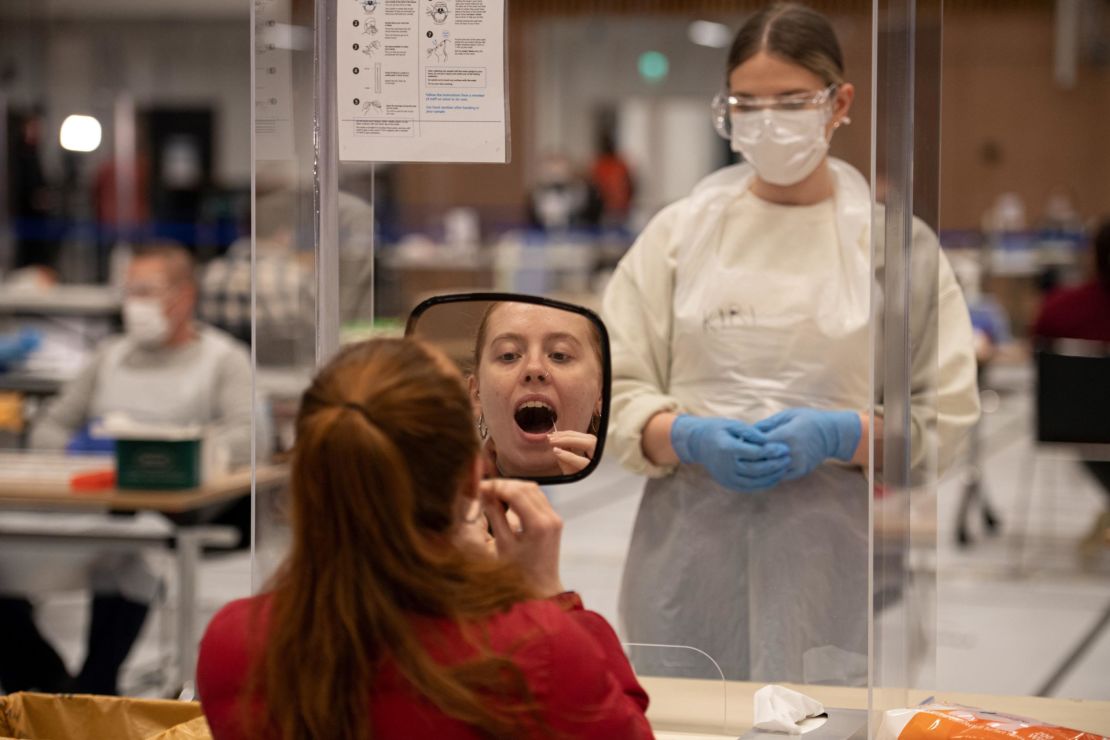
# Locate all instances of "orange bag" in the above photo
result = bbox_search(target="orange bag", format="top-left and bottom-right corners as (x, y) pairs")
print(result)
(880, 704), (1107, 740)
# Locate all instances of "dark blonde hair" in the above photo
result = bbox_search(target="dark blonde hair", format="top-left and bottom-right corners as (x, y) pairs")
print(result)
(727, 2), (845, 86)
(258, 338), (542, 739)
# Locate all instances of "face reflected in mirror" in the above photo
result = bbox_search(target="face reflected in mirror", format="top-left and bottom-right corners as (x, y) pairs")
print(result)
(470, 303), (603, 478)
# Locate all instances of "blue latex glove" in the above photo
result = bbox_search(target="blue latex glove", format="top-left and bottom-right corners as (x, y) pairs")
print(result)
(0, 328), (41, 368)
(670, 415), (792, 492)
(66, 423), (116, 455)
(754, 408), (862, 482)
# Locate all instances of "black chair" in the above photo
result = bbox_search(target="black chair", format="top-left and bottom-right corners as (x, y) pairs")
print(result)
(1012, 341), (1110, 570)
(1035, 347), (1110, 446)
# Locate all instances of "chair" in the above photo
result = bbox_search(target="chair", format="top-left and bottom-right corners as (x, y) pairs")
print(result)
(1011, 341), (1110, 571)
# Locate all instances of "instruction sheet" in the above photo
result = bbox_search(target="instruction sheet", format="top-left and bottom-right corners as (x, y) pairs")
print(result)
(337, 0), (508, 163)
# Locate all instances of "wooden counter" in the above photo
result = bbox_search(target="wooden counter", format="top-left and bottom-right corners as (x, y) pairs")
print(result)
(643, 677), (1110, 738)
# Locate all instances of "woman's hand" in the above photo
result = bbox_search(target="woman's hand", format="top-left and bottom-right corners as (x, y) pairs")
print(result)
(480, 478), (565, 598)
(548, 431), (596, 475)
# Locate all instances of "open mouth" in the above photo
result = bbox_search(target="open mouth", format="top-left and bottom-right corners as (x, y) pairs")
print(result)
(514, 400), (558, 435)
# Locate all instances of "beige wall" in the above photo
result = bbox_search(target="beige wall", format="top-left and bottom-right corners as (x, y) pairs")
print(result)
(392, 5), (1109, 233)
(940, 7), (1110, 230)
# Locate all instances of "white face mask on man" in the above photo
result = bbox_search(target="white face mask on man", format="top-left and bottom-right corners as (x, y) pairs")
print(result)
(730, 108), (831, 187)
(123, 298), (170, 348)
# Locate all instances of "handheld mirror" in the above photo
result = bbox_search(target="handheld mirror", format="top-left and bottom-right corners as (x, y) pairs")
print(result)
(406, 293), (611, 484)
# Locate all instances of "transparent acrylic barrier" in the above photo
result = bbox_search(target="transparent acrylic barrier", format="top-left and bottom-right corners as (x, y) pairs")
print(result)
(625, 643), (728, 737)
(250, 0), (320, 591)
(244, 3), (951, 738)
(871, 0), (944, 728)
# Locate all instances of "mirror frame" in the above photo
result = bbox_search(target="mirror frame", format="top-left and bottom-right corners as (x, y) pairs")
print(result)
(405, 292), (612, 485)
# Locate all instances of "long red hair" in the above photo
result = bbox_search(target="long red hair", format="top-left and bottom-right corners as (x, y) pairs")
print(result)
(258, 338), (541, 738)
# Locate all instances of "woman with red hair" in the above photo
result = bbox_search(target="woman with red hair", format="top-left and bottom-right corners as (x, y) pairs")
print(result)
(197, 338), (651, 739)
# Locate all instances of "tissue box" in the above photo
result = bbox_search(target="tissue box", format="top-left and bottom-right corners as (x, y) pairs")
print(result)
(116, 438), (203, 490)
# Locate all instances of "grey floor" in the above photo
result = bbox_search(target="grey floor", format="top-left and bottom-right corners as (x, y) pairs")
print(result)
(31, 362), (1110, 703)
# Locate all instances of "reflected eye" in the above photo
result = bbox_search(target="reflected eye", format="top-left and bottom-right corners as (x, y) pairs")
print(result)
(496, 352), (520, 363)
(549, 351), (572, 363)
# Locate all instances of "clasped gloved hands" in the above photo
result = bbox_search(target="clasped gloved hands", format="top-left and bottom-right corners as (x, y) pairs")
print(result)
(670, 415), (792, 492)
(753, 408), (862, 482)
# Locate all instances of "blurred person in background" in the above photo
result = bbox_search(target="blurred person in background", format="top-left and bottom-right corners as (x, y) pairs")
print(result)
(590, 132), (636, 230)
(526, 152), (601, 233)
(199, 190), (313, 362)
(1032, 220), (1110, 345)
(0, 241), (256, 695)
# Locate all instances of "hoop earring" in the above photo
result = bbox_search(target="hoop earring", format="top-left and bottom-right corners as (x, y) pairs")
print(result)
(478, 413), (488, 439)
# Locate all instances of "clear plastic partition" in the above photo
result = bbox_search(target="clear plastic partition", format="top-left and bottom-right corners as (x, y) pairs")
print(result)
(249, 0), (319, 589)
(250, 0), (387, 581)
(625, 643), (728, 736)
(245, 0), (954, 737)
(871, 0), (944, 725)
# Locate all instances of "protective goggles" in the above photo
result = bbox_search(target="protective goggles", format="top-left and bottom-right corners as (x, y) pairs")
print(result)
(711, 84), (838, 140)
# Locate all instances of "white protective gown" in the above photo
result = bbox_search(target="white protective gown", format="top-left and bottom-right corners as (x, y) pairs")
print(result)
(602, 159), (979, 683)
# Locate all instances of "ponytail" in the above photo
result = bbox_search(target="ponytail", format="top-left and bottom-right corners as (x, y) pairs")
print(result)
(257, 339), (543, 739)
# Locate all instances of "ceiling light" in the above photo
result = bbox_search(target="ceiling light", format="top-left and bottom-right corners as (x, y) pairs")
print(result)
(60, 115), (102, 152)
(688, 20), (732, 49)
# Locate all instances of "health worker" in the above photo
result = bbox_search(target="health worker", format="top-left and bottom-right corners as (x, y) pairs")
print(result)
(602, 2), (979, 683)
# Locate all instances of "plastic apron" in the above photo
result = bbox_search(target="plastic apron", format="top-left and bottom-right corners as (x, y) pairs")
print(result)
(0, 337), (220, 603)
(619, 160), (873, 684)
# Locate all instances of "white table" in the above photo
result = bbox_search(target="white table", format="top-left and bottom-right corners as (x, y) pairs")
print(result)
(0, 455), (287, 696)
(0, 286), (121, 317)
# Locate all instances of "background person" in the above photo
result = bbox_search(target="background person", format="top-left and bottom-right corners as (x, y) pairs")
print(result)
(590, 132), (636, 230)
(196, 338), (650, 739)
(1032, 220), (1110, 345)
(198, 189), (313, 363)
(526, 152), (602, 233)
(0, 241), (255, 695)
(602, 2), (979, 683)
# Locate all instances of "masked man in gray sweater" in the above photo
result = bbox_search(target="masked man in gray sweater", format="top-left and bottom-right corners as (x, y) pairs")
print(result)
(0, 242), (254, 695)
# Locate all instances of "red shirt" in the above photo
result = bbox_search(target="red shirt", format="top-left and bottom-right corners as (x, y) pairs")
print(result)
(197, 592), (652, 739)
(1032, 281), (1110, 342)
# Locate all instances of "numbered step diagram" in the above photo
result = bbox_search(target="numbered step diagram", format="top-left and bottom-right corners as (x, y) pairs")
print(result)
(337, 0), (507, 163)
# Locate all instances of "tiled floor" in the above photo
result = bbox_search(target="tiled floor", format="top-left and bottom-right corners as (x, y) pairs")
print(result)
(29, 362), (1110, 703)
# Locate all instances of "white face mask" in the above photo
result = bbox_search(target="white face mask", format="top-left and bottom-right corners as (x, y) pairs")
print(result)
(730, 108), (830, 187)
(123, 298), (170, 348)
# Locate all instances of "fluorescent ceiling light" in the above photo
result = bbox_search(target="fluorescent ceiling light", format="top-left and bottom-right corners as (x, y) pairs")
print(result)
(688, 20), (732, 49)
(60, 115), (102, 152)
